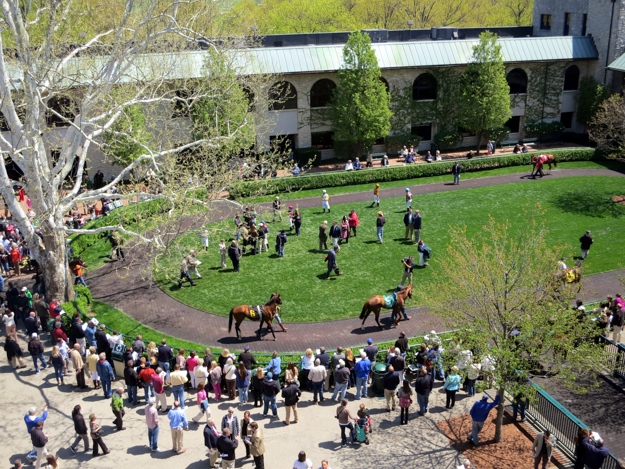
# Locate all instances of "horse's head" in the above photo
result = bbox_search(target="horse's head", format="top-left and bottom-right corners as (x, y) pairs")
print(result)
(530, 155), (537, 163)
(401, 284), (413, 299)
(269, 292), (282, 305)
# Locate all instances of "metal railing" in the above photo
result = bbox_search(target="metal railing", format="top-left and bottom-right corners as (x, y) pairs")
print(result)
(526, 381), (621, 469)
(597, 335), (625, 382)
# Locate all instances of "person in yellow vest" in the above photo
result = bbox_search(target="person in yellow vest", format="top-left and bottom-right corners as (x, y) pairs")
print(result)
(557, 257), (567, 271)
(321, 190), (331, 213)
(371, 184), (380, 207)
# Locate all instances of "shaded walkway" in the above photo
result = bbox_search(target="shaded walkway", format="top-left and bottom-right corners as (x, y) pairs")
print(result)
(88, 168), (625, 352)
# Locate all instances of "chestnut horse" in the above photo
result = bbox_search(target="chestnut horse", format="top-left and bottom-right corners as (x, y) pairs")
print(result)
(531, 154), (557, 170)
(228, 293), (282, 341)
(360, 285), (413, 330)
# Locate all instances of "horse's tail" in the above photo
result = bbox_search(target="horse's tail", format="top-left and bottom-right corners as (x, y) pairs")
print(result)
(228, 309), (234, 333)
(359, 303), (368, 320)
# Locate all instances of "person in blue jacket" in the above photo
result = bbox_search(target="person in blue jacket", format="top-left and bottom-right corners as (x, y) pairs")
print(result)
(24, 406), (47, 462)
(467, 393), (500, 445)
(263, 351), (282, 378)
(96, 353), (115, 398)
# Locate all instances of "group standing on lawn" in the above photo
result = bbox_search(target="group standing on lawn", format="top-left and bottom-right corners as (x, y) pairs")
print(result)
(175, 182), (433, 289)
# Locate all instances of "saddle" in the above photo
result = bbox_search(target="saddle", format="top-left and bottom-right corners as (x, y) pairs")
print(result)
(383, 294), (397, 309)
(565, 268), (580, 283)
(248, 305), (263, 319)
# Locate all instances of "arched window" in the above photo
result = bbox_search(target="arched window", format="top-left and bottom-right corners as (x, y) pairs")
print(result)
(412, 73), (437, 101)
(563, 65), (580, 91)
(379, 77), (390, 94)
(507, 68), (528, 94)
(269, 81), (298, 111)
(310, 79), (336, 108)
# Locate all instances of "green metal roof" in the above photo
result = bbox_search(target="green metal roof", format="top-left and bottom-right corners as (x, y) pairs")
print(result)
(245, 36), (598, 75)
(608, 52), (625, 72)
(4, 36), (598, 88)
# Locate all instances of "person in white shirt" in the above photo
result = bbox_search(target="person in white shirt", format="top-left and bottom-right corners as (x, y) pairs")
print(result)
(344, 160), (354, 171)
(293, 451), (313, 469)
(107, 331), (123, 349)
(557, 257), (568, 270)
(219, 239), (227, 269)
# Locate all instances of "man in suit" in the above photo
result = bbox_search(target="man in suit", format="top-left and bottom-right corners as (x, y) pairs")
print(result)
(403, 208), (414, 240)
(217, 428), (238, 469)
(245, 422), (265, 469)
(228, 241), (242, 273)
(203, 419), (220, 469)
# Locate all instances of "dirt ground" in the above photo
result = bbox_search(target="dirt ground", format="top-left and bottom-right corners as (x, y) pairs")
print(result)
(437, 409), (567, 469)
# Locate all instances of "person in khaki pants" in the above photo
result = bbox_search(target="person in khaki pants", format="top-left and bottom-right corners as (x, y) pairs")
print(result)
(281, 379), (301, 425)
(203, 419), (220, 468)
(383, 366), (400, 412)
(246, 422), (265, 469)
(167, 400), (188, 454)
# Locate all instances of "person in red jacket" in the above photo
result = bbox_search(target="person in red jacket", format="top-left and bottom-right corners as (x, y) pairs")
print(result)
(138, 358), (156, 403)
(10, 245), (21, 276)
(348, 210), (359, 237)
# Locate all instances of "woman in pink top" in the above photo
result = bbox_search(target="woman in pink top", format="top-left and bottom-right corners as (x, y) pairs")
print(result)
(348, 210), (359, 237)
(192, 382), (211, 423)
(210, 361), (222, 400)
(186, 351), (199, 389)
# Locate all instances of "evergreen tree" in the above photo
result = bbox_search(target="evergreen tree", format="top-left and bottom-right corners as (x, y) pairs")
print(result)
(330, 31), (393, 158)
(459, 31), (511, 154)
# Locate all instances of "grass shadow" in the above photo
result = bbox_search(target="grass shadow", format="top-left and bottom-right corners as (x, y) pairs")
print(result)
(551, 189), (625, 218)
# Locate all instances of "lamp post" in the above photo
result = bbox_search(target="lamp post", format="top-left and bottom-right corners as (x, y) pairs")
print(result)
(407, 20), (413, 30)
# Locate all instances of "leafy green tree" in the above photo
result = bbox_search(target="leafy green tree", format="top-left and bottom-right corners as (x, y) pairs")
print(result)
(459, 32), (511, 154)
(329, 31), (393, 158)
(576, 76), (610, 126)
(423, 208), (605, 443)
(103, 104), (150, 168)
(588, 94), (625, 157)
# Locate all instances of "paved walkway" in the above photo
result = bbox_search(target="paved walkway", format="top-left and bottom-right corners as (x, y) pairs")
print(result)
(3, 328), (467, 469)
(88, 168), (625, 353)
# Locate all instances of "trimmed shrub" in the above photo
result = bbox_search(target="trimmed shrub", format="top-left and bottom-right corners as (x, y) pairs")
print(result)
(228, 148), (599, 198)
(434, 130), (463, 150)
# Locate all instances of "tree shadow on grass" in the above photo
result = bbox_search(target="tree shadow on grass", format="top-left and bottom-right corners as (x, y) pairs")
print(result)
(551, 189), (625, 218)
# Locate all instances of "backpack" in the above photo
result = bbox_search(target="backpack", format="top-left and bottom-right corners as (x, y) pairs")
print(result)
(398, 393), (412, 408)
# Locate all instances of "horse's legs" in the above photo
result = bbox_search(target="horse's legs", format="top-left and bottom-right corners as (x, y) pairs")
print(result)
(257, 320), (263, 340)
(235, 322), (242, 340)
(374, 307), (383, 330)
(268, 321), (276, 341)
(361, 307), (371, 330)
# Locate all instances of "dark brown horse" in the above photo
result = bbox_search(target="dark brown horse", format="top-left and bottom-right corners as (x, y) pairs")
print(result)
(229, 293), (283, 341)
(531, 154), (557, 170)
(554, 259), (583, 284)
(360, 285), (413, 330)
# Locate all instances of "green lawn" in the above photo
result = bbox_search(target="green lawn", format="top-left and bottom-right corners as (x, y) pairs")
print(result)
(246, 160), (624, 203)
(154, 175), (625, 322)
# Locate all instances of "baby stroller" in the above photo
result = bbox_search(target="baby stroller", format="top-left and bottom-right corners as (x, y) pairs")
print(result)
(353, 418), (370, 445)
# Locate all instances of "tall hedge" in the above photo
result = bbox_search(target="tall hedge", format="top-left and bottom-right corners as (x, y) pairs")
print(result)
(228, 148), (599, 198)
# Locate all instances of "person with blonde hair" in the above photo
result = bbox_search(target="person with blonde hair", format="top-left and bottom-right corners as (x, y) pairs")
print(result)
(224, 358), (237, 400)
(210, 361), (222, 400)
(194, 358), (209, 388)
(50, 345), (66, 386)
(146, 342), (157, 362)
(302, 349), (314, 390)
(443, 366), (461, 409)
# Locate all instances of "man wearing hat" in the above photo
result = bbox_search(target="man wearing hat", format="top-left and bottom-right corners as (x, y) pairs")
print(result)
(376, 211), (386, 244)
(405, 188), (413, 211)
(27, 333), (47, 373)
(467, 393), (500, 445)
(239, 346), (257, 371)
(262, 372), (280, 417)
(557, 257), (568, 271)
(272, 196), (282, 222)
(321, 190), (330, 213)
(372, 183), (380, 207)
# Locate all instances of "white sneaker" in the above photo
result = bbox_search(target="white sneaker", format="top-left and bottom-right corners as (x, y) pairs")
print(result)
(152, 447), (161, 452)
